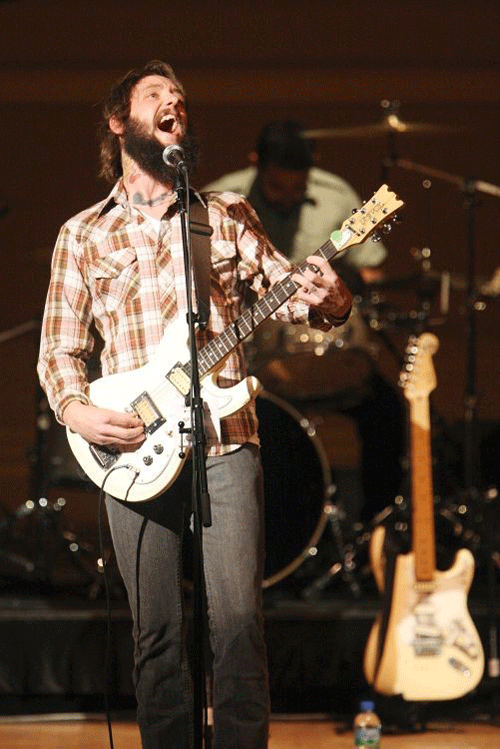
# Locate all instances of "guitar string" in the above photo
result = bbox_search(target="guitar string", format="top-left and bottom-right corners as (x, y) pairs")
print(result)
(134, 240), (335, 411)
(109, 201), (388, 431)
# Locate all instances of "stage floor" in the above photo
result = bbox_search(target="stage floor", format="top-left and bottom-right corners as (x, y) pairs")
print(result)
(0, 716), (498, 749)
(0, 583), (497, 724)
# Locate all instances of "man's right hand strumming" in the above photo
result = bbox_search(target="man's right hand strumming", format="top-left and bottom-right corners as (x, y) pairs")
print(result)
(63, 401), (145, 448)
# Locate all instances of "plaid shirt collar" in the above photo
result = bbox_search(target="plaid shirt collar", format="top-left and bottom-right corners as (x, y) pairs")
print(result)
(96, 179), (206, 219)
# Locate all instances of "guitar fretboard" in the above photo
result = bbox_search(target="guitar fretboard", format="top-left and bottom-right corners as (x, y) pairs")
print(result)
(182, 237), (338, 380)
(410, 397), (436, 582)
(178, 182), (404, 381)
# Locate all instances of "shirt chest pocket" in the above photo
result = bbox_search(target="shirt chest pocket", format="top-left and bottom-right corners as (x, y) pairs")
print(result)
(211, 240), (239, 301)
(88, 248), (140, 312)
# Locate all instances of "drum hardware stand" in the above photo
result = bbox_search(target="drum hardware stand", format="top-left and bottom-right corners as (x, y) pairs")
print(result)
(24, 387), (107, 593)
(0, 504), (36, 575)
(390, 158), (500, 487)
(302, 490), (361, 601)
(380, 153), (500, 484)
(0, 319), (105, 593)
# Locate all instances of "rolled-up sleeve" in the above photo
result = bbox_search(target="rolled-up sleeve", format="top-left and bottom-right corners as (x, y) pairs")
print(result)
(37, 223), (94, 423)
(227, 195), (351, 330)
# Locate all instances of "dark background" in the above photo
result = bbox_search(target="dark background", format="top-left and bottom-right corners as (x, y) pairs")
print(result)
(0, 0), (499, 536)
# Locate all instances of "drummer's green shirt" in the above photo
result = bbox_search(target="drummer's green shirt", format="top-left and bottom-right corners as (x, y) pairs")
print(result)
(203, 166), (387, 269)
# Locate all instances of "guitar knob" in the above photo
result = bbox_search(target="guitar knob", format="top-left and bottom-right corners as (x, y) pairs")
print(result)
(143, 455), (154, 466)
(153, 444), (164, 454)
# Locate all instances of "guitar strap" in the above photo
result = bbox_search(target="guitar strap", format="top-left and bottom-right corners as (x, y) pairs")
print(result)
(189, 197), (213, 331)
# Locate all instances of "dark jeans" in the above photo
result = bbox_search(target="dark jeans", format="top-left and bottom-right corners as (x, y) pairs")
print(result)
(106, 444), (270, 749)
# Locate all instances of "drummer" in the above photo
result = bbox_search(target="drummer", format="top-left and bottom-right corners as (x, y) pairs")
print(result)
(204, 121), (405, 525)
(202, 120), (386, 290)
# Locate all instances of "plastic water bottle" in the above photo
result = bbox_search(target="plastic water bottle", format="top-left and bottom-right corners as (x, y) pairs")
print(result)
(353, 700), (381, 747)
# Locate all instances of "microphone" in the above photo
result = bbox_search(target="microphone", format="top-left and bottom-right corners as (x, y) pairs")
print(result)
(162, 144), (185, 168)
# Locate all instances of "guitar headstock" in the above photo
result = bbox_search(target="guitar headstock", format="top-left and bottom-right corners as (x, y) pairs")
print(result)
(400, 332), (439, 401)
(330, 184), (405, 252)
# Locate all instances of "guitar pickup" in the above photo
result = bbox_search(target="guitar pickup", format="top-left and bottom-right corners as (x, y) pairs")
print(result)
(167, 364), (191, 396)
(453, 636), (479, 660)
(130, 392), (165, 434)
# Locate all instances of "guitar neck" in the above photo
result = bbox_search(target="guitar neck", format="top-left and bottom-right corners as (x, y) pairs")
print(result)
(409, 396), (436, 582)
(193, 235), (342, 379)
(181, 182), (404, 381)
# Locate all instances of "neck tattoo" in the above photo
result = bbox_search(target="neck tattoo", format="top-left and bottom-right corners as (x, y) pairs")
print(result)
(132, 191), (172, 207)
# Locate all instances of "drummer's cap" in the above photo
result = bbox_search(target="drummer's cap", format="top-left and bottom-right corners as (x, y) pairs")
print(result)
(255, 121), (315, 170)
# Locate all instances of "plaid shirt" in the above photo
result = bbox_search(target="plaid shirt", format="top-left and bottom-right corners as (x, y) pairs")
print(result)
(38, 181), (341, 455)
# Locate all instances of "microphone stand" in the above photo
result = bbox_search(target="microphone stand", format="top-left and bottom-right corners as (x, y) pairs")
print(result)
(172, 162), (212, 749)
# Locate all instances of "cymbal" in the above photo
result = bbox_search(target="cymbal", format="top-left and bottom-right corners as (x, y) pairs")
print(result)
(303, 114), (462, 140)
(366, 268), (500, 297)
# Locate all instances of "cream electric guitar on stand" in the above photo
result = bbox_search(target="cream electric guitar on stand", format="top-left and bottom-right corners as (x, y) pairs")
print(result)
(364, 333), (484, 700)
(66, 184), (404, 502)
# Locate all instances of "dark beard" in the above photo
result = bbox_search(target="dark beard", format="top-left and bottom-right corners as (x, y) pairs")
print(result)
(122, 117), (199, 185)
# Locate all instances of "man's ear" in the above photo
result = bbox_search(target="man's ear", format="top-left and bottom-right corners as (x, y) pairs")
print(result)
(109, 116), (125, 136)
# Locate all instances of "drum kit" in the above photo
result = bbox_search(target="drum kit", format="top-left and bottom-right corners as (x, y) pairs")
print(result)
(0, 100), (499, 600)
(253, 101), (500, 597)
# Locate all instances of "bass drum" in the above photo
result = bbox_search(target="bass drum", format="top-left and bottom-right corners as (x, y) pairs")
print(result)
(256, 391), (333, 588)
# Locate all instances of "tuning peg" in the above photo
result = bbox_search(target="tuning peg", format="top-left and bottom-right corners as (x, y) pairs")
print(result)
(382, 223), (392, 235)
(398, 372), (409, 387)
(392, 213), (404, 224)
(371, 232), (382, 242)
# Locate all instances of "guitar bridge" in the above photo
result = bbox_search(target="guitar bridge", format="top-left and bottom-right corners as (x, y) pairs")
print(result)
(89, 443), (120, 470)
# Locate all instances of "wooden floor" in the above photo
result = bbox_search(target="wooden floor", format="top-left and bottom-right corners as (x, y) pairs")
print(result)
(0, 717), (498, 749)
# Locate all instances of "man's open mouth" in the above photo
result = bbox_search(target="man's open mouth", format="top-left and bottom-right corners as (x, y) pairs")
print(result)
(157, 114), (177, 133)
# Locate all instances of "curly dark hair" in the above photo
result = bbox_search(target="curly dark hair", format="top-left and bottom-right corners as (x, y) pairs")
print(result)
(98, 60), (185, 183)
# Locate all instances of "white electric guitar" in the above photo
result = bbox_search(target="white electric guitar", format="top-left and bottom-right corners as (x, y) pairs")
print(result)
(67, 184), (404, 502)
(363, 333), (484, 700)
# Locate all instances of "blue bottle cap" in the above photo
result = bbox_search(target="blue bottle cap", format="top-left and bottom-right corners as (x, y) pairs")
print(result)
(360, 700), (375, 711)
